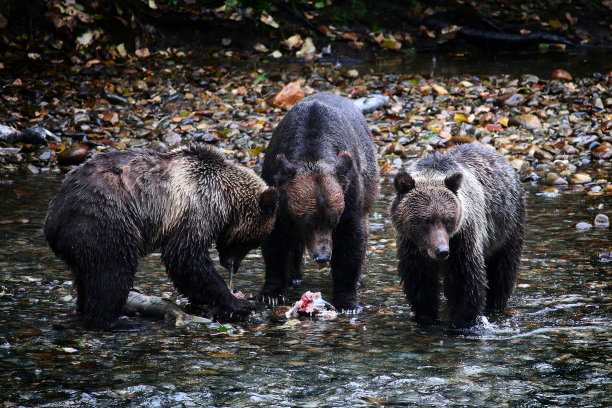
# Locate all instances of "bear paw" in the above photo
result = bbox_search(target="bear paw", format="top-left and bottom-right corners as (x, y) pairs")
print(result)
(258, 286), (288, 306)
(211, 297), (254, 322)
(332, 297), (362, 314)
(257, 293), (288, 307)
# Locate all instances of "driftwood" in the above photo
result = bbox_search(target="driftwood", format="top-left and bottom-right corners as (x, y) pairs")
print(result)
(125, 291), (213, 327)
(0, 124), (61, 145)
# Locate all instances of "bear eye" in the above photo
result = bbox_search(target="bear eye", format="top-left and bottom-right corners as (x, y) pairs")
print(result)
(443, 218), (454, 228)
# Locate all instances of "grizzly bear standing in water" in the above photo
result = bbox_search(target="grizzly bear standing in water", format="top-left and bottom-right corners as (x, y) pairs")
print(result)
(390, 143), (525, 329)
(259, 93), (379, 312)
(44, 145), (277, 331)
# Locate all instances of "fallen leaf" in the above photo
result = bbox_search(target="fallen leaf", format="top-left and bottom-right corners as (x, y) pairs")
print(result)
(265, 80), (305, 109)
(260, 12), (279, 29)
(282, 34), (303, 50)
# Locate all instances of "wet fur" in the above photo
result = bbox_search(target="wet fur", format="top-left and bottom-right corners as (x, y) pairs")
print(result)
(44, 145), (277, 331)
(391, 143), (525, 328)
(260, 93), (379, 311)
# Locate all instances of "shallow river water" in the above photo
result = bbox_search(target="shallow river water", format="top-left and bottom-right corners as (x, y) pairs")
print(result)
(0, 165), (610, 407)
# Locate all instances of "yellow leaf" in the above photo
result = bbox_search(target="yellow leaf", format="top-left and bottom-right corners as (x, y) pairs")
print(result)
(453, 113), (467, 122)
(499, 117), (509, 127)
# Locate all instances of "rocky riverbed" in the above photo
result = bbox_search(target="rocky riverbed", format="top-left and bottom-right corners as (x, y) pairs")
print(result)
(1, 58), (611, 203)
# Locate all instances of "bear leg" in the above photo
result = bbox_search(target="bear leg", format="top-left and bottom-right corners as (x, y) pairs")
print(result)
(444, 234), (487, 328)
(259, 228), (299, 305)
(329, 216), (367, 312)
(398, 240), (441, 326)
(53, 219), (138, 331)
(163, 243), (253, 321)
(484, 240), (522, 314)
(290, 241), (304, 287)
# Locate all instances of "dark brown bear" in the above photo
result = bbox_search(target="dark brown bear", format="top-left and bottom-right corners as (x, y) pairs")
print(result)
(44, 145), (277, 331)
(259, 93), (379, 312)
(390, 143), (525, 329)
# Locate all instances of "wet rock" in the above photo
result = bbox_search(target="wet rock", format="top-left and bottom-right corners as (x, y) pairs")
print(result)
(56, 144), (89, 165)
(353, 94), (388, 113)
(574, 221), (592, 230)
(509, 158), (528, 172)
(541, 187), (560, 196)
(164, 132), (182, 145)
(527, 144), (553, 160)
(557, 123), (573, 137)
(543, 172), (568, 186)
(73, 113), (90, 125)
(134, 80), (148, 92)
(496, 93), (525, 107)
(591, 142), (612, 159)
(508, 114), (542, 130)
(551, 69), (572, 81)
(570, 173), (592, 184)
(594, 214), (609, 229)
(24, 163), (39, 174)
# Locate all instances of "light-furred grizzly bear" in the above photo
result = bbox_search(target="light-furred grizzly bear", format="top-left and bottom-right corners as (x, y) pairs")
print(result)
(390, 143), (525, 329)
(259, 92), (379, 312)
(44, 145), (278, 331)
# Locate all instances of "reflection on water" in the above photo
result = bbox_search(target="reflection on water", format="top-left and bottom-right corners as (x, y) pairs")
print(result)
(0, 169), (610, 407)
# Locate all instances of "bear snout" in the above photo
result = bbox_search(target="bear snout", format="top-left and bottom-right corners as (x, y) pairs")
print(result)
(433, 246), (450, 260)
(313, 252), (331, 269)
(426, 226), (451, 261)
(309, 230), (333, 269)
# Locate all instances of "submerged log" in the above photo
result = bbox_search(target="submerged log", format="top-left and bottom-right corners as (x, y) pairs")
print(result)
(126, 291), (213, 327)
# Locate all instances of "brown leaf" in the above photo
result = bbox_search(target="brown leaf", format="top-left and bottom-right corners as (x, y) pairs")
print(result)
(265, 80), (305, 109)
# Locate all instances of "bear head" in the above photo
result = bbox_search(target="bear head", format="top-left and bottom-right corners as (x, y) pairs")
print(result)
(217, 186), (278, 277)
(391, 170), (463, 261)
(275, 152), (353, 269)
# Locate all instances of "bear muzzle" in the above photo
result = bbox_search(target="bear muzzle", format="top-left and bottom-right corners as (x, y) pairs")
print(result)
(308, 230), (333, 269)
(426, 226), (451, 261)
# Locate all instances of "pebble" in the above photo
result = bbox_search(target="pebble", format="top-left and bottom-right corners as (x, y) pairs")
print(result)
(56, 144), (89, 165)
(540, 187), (560, 197)
(164, 132), (182, 145)
(543, 172), (568, 186)
(496, 93), (525, 107)
(591, 142), (612, 159)
(594, 214), (609, 228)
(574, 221), (592, 230)
(570, 173), (592, 184)
(508, 114), (542, 130)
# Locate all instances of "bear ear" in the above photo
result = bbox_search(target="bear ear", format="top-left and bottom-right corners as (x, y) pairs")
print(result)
(258, 188), (278, 218)
(275, 154), (297, 186)
(445, 172), (463, 194)
(394, 171), (415, 194)
(334, 151), (354, 189)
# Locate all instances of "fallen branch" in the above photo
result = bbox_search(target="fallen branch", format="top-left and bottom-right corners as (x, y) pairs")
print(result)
(0, 124), (60, 145)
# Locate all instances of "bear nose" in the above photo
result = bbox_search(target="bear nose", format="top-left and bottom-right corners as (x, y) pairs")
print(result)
(314, 253), (331, 264)
(435, 246), (450, 260)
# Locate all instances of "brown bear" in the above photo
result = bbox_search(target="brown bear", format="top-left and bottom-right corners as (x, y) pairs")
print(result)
(259, 93), (379, 312)
(390, 143), (525, 329)
(44, 145), (277, 331)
